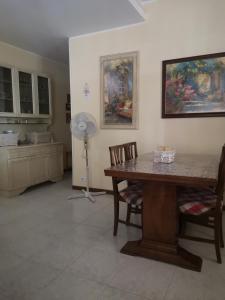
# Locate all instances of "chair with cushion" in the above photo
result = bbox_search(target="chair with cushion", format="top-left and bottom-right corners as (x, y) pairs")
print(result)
(124, 142), (138, 161)
(178, 144), (225, 263)
(109, 142), (143, 236)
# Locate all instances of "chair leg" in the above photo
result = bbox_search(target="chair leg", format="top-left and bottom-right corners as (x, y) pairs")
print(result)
(113, 198), (119, 236)
(214, 218), (222, 263)
(126, 204), (131, 225)
(220, 215), (224, 248)
(179, 217), (186, 236)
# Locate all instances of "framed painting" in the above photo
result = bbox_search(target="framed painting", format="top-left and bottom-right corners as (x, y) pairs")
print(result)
(100, 51), (138, 129)
(162, 52), (225, 118)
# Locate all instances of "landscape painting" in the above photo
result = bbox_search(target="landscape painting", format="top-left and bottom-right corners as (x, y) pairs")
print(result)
(162, 52), (225, 118)
(100, 52), (138, 129)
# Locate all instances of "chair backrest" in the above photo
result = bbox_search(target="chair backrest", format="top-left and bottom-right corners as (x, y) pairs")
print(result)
(216, 144), (225, 204)
(109, 144), (126, 167)
(124, 142), (138, 161)
(109, 142), (138, 167)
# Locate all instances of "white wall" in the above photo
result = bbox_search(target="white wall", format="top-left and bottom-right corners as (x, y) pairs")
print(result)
(69, 0), (225, 190)
(0, 41), (70, 148)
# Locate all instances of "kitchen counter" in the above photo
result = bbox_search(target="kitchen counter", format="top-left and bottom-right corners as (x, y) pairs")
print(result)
(5, 142), (62, 148)
(0, 142), (64, 197)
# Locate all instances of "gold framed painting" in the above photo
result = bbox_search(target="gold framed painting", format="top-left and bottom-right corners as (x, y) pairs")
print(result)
(100, 51), (138, 129)
(162, 52), (225, 118)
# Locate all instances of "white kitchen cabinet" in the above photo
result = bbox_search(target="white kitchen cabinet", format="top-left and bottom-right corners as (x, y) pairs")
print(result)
(0, 65), (17, 117)
(0, 143), (63, 197)
(17, 70), (35, 117)
(47, 153), (62, 179)
(0, 64), (52, 119)
(8, 157), (30, 190)
(29, 156), (48, 185)
(37, 75), (52, 117)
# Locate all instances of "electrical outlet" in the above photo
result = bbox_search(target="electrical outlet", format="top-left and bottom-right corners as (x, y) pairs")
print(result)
(81, 176), (87, 182)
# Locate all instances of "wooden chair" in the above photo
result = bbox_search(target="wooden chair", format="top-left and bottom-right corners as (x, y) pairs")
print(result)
(124, 142), (138, 161)
(109, 142), (143, 236)
(178, 144), (225, 263)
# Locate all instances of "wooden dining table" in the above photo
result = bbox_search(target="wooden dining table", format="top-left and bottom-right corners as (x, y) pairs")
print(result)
(104, 152), (219, 272)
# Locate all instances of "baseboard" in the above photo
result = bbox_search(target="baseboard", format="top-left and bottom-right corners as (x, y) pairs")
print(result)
(72, 185), (113, 195)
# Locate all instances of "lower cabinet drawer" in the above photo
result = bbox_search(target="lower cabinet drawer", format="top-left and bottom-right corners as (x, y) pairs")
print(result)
(8, 158), (30, 189)
(7, 144), (63, 159)
(29, 156), (48, 185)
(47, 153), (63, 179)
(7, 148), (35, 159)
(5, 144), (63, 195)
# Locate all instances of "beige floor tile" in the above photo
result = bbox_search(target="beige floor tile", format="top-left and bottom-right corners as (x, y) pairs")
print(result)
(0, 248), (24, 274)
(32, 238), (89, 270)
(165, 268), (204, 300)
(0, 173), (224, 300)
(0, 260), (61, 299)
(33, 271), (105, 300)
(100, 285), (150, 300)
(106, 257), (174, 300)
(69, 247), (133, 282)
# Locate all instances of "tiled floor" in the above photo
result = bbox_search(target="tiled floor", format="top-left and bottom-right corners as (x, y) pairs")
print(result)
(0, 173), (224, 300)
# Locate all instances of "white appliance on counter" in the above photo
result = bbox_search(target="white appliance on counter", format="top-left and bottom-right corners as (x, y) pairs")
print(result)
(27, 131), (52, 144)
(0, 132), (19, 146)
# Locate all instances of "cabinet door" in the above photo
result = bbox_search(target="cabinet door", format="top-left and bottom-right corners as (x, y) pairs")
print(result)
(47, 153), (63, 179)
(0, 66), (14, 114)
(8, 158), (30, 189)
(18, 71), (34, 115)
(29, 156), (48, 185)
(37, 75), (51, 115)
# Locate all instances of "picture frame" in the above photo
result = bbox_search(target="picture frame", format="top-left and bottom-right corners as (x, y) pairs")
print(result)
(162, 52), (225, 118)
(100, 51), (138, 129)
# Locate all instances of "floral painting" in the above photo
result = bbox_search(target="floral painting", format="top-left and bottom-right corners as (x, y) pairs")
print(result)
(100, 52), (138, 129)
(162, 52), (225, 118)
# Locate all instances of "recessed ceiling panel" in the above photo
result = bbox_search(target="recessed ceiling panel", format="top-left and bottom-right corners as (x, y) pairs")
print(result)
(0, 0), (144, 63)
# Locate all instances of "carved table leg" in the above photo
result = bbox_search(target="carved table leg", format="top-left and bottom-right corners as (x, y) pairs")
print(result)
(120, 181), (202, 272)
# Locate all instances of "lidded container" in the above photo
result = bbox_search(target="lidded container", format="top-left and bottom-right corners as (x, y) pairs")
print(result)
(27, 132), (52, 144)
(154, 146), (176, 163)
(0, 132), (18, 146)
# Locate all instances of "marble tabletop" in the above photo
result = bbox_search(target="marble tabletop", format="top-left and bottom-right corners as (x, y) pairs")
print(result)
(105, 153), (219, 185)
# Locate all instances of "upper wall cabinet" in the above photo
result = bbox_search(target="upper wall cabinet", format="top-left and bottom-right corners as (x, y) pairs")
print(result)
(0, 66), (16, 117)
(18, 71), (34, 116)
(37, 75), (52, 116)
(0, 65), (52, 119)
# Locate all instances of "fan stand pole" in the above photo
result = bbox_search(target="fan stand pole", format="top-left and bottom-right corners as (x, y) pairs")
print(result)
(68, 137), (106, 202)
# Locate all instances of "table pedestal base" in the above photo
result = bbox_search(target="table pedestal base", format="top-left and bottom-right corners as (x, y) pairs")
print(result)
(120, 240), (202, 272)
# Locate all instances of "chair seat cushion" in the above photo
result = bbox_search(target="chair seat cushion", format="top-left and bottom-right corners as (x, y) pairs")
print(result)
(128, 180), (143, 185)
(178, 187), (217, 215)
(119, 184), (143, 205)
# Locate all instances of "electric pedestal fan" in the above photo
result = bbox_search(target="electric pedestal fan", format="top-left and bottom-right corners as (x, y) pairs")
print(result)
(68, 112), (105, 202)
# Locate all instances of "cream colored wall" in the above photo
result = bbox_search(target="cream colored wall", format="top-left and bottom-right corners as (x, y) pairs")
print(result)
(69, 0), (225, 190)
(0, 41), (70, 147)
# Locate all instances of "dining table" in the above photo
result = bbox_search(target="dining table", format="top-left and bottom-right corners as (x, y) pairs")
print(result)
(104, 152), (219, 272)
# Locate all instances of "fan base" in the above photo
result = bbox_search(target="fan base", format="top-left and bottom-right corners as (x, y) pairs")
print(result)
(68, 189), (106, 203)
